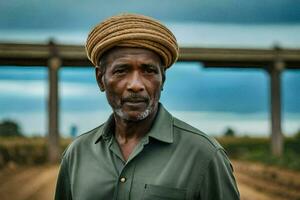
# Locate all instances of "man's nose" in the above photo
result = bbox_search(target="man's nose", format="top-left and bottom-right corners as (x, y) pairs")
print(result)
(127, 72), (145, 92)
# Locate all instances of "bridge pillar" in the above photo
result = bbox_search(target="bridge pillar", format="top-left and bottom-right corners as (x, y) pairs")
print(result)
(269, 57), (284, 157)
(47, 41), (61, 163)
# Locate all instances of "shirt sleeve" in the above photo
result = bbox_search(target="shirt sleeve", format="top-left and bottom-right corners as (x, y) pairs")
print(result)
(55, 156), (72, 200)
(199, 149), (240, 200)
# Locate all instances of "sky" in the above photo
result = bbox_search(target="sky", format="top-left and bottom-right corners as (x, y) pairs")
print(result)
(1, 0), (300, 30)
(0, 1), (300, 48)
(0, 1), (299, 136)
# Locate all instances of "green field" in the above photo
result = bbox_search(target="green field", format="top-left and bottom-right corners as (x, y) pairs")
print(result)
(217, 136), (300, 171)
(0, 136), (300, 171)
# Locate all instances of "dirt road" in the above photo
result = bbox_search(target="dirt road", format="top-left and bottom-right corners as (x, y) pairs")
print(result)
(0, 164), (58, 200)
(0, 161), (299, 200)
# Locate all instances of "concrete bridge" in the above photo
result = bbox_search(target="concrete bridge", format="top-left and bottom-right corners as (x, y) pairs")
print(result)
(0, 41), (299, 162)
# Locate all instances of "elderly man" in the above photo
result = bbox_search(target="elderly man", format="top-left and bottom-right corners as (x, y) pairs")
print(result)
(55, 14), (240, 200)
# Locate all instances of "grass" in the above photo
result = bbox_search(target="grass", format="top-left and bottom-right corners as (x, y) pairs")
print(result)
(217, 136), (300, 171)
(0, 137), (70, 168)
(0, 136), (300, 171)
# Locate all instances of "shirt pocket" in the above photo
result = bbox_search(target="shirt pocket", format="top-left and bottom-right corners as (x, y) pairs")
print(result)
(142, 184), (187, 200)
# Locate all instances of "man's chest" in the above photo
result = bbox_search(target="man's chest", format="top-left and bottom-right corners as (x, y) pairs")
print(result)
(69, 142), (203, 200)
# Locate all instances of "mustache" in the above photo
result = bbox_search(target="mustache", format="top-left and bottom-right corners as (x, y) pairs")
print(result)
(121, 93), (149, 103)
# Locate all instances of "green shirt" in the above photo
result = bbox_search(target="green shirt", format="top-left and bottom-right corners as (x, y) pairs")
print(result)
(55, 104), (240, 200)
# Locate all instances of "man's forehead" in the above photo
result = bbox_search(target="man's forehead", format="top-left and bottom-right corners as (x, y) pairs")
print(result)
(104, 47), (162, 65)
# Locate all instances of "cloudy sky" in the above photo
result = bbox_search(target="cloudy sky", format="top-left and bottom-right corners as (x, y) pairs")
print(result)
(1, 0), (300, 30)
(0, 0), (299, 47)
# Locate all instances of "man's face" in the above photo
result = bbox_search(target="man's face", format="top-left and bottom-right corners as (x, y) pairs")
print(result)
(97, 47), (164, 121)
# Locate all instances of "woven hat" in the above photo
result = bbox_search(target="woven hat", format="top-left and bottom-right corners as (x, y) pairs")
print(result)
(85, 13), (179, 68)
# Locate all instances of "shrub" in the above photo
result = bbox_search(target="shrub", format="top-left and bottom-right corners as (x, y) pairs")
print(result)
(294, 129), (300, 141)
(223, 127), (235, 137)
(217, 136), (300, 171)
(0, 120), (23, 137)
(0, 137), (71, 168)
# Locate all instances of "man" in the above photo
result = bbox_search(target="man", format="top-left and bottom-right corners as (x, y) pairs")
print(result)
(55, 13), (240, 200)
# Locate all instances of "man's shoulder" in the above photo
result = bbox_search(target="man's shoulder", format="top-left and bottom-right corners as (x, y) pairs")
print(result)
(172, 116), (222, 150)
(63, 124), (105, 157)
(75, 124), (104, 142)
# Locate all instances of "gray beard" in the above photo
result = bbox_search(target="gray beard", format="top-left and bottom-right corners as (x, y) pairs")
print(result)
(114, 103), (154, 122)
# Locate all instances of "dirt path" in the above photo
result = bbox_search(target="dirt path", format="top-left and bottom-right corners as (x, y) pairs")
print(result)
(233, 160), (300, 200)
(238, 182), (276, 200)
(0, 165), (58, 200)
(1, 161), (299, 200)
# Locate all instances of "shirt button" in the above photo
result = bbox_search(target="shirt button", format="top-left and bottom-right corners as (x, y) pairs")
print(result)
(120, 177), (126, 183)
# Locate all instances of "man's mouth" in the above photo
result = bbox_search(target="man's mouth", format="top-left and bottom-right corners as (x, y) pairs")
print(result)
(121, 96), (149, 106)
(125, 98), (146, 103)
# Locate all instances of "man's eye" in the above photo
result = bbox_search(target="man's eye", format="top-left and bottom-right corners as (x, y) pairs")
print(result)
(113, 69), (126, 74)
(144, 68), (158, 74)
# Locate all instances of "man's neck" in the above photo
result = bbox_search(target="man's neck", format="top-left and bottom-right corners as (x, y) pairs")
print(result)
(114, 107), (158, 143)
(113, 105), (159, 161)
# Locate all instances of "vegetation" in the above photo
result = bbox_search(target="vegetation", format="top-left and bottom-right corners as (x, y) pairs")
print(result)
(294, 129), (300, 141)
(0, 127), (300, 171)
(223, 127), (236, 137)
(0, 137), (70, 168)
(0, 120), (23, 137)
(217, 135), (300, 171)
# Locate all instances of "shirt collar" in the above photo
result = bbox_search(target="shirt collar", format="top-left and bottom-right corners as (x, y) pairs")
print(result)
(94, 114), (115, 144)
(146, 104), (173, 143)
(94, 103), (174, 144)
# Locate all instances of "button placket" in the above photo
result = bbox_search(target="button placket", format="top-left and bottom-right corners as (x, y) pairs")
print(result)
(115, 161), (137, 200)
(115, 137), (147, 199)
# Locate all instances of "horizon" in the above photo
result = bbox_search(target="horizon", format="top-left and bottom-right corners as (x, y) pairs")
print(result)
(0, 64), (299, 137)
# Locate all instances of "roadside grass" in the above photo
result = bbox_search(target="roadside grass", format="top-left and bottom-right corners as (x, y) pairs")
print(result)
(0, 136), (299, 171)
(217, 136), (300, 171)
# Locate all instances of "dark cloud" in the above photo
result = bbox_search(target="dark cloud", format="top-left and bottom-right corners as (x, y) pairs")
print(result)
(0, 0), (300, 30)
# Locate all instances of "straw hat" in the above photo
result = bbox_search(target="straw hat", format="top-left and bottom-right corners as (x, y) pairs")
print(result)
(85, 13), (179, 68)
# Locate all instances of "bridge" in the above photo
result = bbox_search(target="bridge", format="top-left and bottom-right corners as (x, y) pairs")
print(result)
(0, 41), (299, 162)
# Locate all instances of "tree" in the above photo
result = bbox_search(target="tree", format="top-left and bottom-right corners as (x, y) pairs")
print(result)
(295, 129), (300, 141)
(0, 120), (23, 137)
(224, 127), (235, 137)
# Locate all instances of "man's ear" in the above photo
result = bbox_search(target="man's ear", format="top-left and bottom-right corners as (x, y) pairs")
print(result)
(161, 68), (166, 91)
(95, 66), (105, 92)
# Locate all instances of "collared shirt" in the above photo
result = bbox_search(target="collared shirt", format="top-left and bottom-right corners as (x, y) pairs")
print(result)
(55, 104), (240, 200)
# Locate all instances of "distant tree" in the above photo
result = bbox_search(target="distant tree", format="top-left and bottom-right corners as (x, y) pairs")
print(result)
(0, 120), (23, 137)
(294, 129), (300, 141)
(224, 127), (235, 137)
